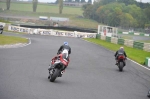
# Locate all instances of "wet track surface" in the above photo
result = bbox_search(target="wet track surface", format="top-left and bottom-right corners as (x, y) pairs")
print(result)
(0, 32), (150, 99)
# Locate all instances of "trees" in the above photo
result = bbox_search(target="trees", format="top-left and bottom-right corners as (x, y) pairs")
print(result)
(32, 0), (38, 12)
(144, 7), (150, 20)
(75, 0), (80, 2)
(120, 13), (136, 28)
(88, 0), (92, 3)
(68, 0), (72, 2)
(82, 0), (150, 29)
(59, 0), (63, 14)
(83, 4), (93, 18)
(117, 0), (136, 5)
(81, 0), (86, 3)
(6, 0), (11, 10)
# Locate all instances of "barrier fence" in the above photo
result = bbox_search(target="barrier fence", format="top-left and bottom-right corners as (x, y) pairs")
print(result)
(8, 25), (97, 38)
(118, 32), (150, 37)
(96, 34), (150, 52)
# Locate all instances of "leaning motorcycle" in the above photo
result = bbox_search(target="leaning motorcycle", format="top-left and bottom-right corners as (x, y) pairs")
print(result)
(48, 53), (69, 82)
(117, 54), (126, 71)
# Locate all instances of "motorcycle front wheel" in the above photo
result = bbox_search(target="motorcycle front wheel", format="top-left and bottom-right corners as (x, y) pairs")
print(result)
(50, 69), (60, 82)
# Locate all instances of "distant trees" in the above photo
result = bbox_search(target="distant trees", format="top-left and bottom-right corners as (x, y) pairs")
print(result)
(68, 0), (72, 2)
(81, 0), (86, 3)
(88, 0), (92, 3)
(32, 0), (38, 12)
(82, 0), (150, 29)
(6, 0), (11, 10)
(59, 0), (63, 14)
(75, 0), (80, 2)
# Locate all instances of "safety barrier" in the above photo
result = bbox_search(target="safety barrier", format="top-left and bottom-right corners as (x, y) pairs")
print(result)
(111, 37), (118, 44)
(145, 57), (150, 67)
(118, 32), (150, 37)
(96, 34), (150, 52)
(143, 43), (150, 52)
(124, 39), (134, 48)
(118, 39), (124, 45)
(8, 25), (97, 38)
(133, 41), (144, 50)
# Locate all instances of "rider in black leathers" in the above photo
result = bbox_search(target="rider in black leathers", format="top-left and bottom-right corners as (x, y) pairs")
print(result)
(48, 42), (71, 78)
(57, 42), (71, 55)
(114, 47), (127, 65)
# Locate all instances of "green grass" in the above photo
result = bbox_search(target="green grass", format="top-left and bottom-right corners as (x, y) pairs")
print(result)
(84, 38), (150, 65)
(0, 35), (28, 45)
(0, 19), (11, 23)
(0, 2), (99, 29)
(0, 10), (99, 29)
(0, 2), (83, 15)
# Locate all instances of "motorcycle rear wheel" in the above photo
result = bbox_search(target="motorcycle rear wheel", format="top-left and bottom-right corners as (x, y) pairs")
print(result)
(118, 62), (123, 71)
(147, 90), (150, 98)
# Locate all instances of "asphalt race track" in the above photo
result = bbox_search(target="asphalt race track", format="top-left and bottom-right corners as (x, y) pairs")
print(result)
(0, 32), (150, 99)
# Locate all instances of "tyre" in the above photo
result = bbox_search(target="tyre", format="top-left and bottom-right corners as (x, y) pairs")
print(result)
(50, 69), (60, 82)
(147, 90), (150, 98)
(0, 30), (3, 34)
(118, 62), (123, 71)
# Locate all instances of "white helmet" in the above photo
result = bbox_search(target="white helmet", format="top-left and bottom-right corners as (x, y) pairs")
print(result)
(120, 46), (124, 50)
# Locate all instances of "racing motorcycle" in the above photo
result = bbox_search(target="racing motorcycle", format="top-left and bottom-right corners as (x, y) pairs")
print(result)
(0, 25), (3, 34)
(48, 53), (69, 82)
(147, 89), (150, 98)
(117, 53), (126, 71)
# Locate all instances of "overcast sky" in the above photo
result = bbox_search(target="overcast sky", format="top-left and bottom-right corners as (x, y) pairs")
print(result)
(38, 0), (150, 3)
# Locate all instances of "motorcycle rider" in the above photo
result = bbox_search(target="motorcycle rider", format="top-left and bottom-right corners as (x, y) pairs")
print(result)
(48, 42), (71, 78)
(57, 42), (71, 55)
(114, 46), (127, 65)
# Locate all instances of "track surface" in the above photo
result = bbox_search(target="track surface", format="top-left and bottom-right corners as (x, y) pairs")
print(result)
(0, 32), (150, 99)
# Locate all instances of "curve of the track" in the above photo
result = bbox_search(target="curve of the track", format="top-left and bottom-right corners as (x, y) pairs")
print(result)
(0, 32), (150, 99)
(118, 34), (150, 41)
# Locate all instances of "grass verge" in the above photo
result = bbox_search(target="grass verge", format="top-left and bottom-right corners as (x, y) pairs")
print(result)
(0, 35), (28, 45)
(84, 38), (150, 65)
(138, 40), (150, 43)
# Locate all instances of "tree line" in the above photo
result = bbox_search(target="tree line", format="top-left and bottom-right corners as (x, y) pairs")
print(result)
(82, 0), (150, 30)
(6, 0), (63, 14)
(56, 0), (91, 3)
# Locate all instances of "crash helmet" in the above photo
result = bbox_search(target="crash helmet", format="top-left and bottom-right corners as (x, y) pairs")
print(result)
(120, 46), (124, 50)
(64, 42), (68, 45)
